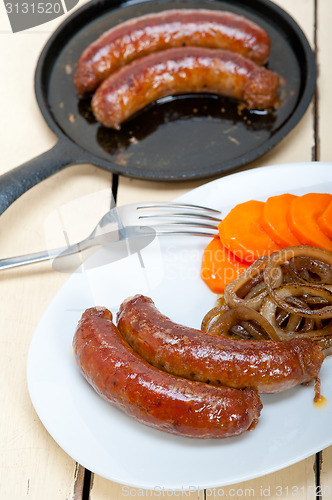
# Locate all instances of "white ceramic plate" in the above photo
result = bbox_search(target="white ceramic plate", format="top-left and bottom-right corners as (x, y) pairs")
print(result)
(27, 162), (332, 490)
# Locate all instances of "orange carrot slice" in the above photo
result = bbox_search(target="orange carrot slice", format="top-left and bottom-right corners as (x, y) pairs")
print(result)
(318, 200), (332, 239)
(201, 237), (249, 293)
(218, 200), (281, 263)
(262, 193), (301, 247)
(287, 193), (332, 251)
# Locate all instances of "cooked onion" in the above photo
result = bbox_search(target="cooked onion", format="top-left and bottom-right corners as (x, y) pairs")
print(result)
(266, 283), (332, 319)
(224, 257), (271, 311)
(202, 245), (332, 356)
(289, 256), (332, 285)
(264, 246), (332, 295)
(202, 304), (279, 340)
(201, 304), (229, 333)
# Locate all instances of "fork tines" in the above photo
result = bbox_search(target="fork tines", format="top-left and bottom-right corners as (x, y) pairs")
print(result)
(136, 202), (221, 220)
(136, 202), (221, 237)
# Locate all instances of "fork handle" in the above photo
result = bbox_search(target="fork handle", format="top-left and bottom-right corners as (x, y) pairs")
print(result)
(0, 240), (88, 270)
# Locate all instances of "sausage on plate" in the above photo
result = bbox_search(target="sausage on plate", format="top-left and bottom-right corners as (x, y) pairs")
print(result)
(74, 8), (271, 96)
(73, 306), (262, 439)
(91, 46), (279, 129)
(117, 295), (324, 394)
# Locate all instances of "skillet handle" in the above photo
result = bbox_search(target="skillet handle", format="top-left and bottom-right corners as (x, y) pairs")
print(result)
(0, 139), (86, 216)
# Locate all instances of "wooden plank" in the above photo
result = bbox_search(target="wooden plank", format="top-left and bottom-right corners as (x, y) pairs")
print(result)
(317, 0), (332, 163)
(0, 183), (113, 500)
(315, 0), (332, 496)
(0, 170), (113, 500)
(320, 446), (332, 498)
(0, 2), (113, 499)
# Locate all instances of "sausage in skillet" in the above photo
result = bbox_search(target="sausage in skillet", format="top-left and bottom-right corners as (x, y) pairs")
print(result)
(91, 46), (279, 129)
(74, 8), (271, 96)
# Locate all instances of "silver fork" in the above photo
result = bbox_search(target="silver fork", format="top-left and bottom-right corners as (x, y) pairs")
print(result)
(0, 201), (221, 270)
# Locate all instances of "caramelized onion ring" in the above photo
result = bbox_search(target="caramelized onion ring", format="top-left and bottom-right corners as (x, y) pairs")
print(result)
(224, 257), (272, 311)
(263, 247), (332, 318)
(261, 295), (332, 349)
(289, 256), (332, 285)
(203, 245), (332, 356)
(202, 303), (279, 340)
(201, 304), (229, 333)
(264, 246), (332, 293)
(267, 283), (332, 319)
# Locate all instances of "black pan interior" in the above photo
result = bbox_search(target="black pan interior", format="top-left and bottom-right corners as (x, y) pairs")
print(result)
(35, 0), (316, 180)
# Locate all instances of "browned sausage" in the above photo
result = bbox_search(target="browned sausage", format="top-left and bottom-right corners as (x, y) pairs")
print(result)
(91, 46), (279, 129)
(74, 9), (271, 96)
(117, 295), (324, 394)
(73, 306), (262, 439)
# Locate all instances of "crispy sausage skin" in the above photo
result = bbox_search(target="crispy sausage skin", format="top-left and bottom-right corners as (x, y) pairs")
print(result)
(117, 295), (324, 394)
(91, 47), (279, 129)
(73, 306), (262, 439)
(74, 9), (271, 96)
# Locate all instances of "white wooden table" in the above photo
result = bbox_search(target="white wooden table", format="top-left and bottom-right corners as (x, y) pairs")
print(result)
(1, 0), (332, 498)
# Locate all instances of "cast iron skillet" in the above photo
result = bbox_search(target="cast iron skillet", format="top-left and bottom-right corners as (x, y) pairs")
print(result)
(0, 0), (316, 215)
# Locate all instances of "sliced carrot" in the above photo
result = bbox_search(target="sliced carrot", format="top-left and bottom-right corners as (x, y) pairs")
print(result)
(261, 194), (301, 247)
(318, 200), (332, 239)
(287, 193), (332, 251)
(218, 200), (281, 263)
(201, 237), (249, 293)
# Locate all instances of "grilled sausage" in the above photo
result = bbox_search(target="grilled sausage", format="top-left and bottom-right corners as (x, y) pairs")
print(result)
(117, 295), (324, 394)
(74, 9), (271, 96)
(73, 306), (262, 439)
(91, 46), (279, 129)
